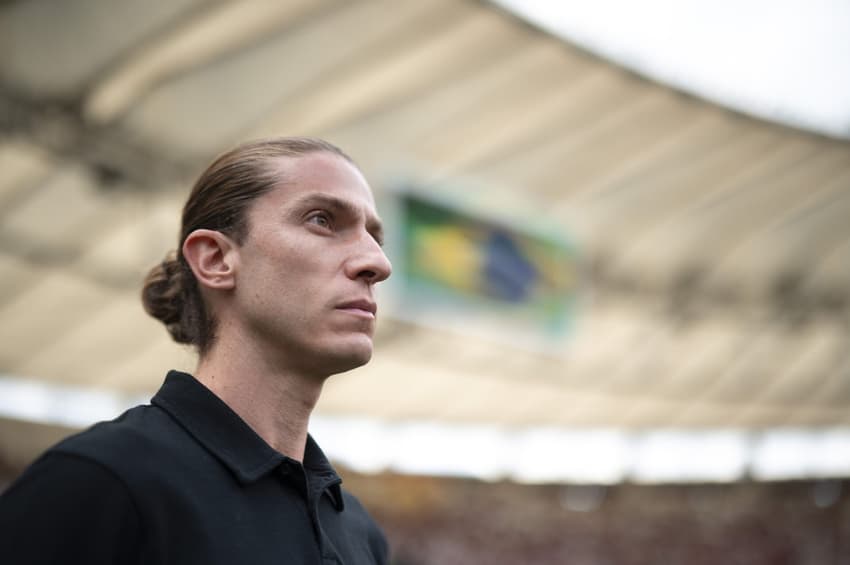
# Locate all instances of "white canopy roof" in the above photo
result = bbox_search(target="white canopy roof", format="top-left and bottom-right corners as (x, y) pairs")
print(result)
(1, 0), (849, 481)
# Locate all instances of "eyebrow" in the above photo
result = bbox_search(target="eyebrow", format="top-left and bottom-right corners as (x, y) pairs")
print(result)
(290, 192), (385, 244)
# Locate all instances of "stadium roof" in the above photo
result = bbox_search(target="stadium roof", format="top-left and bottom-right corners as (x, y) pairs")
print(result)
(1, 0), (849, 480)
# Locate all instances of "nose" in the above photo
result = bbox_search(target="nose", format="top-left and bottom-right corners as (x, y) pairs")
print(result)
(346, 236), (392, 284)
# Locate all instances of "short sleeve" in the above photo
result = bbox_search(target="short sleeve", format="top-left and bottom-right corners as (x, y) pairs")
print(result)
(0, 451), (141, 565)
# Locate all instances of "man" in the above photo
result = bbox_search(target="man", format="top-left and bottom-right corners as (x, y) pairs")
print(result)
(0, 137), (392, 564)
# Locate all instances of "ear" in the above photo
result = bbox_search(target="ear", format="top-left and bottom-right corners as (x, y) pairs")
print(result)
(182, 229), (238, 291)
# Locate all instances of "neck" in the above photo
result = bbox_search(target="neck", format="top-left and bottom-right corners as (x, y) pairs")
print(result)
(193, 334), (325, 462)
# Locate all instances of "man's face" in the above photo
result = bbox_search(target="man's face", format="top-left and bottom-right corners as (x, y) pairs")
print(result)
(230, 151), (391, 378)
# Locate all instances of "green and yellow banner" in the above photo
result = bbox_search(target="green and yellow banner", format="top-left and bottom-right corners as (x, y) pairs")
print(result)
(392, 191), (577, 339)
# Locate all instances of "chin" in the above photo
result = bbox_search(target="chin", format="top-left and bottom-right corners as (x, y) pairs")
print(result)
(321, 337), (374, 376)
(323, 352), (372, 377)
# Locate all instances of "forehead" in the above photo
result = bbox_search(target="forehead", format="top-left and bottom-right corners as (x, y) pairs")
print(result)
(269, 151), (376, 208)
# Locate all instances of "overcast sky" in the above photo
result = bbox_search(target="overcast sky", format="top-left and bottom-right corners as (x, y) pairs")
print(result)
(495, 0), (850, 140)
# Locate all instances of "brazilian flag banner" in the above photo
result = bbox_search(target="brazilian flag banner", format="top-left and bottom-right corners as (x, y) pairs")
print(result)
(382, 186), (578, 347)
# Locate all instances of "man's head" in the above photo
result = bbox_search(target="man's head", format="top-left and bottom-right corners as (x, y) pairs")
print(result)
(142, 137), (391, 375)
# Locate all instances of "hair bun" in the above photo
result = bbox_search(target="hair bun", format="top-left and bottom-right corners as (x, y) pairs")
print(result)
(141, 251), (193, 344)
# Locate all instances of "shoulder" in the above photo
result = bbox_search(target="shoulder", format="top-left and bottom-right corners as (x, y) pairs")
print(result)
(0, 451), (142, 562)
(50, 402), (200, 485)
(2, 449), (135, 507)
(1, 404), (176, 514)
(54, 404), (169, 462)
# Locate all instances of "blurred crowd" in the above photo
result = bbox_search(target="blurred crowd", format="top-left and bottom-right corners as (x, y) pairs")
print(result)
(343, 472), (849, 565)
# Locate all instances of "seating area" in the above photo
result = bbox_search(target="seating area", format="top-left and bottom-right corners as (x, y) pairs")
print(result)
(344, 472), (849, 565)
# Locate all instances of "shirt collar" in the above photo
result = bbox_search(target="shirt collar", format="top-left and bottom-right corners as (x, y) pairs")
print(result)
(151, 370), (344, 509)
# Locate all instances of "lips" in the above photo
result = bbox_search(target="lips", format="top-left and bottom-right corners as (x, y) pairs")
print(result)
(336, 299), (377, 316)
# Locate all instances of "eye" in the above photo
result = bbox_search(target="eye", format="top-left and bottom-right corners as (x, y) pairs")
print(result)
(306, 211), (333, 229)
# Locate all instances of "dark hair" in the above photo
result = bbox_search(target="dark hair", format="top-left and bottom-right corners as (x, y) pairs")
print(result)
(141, 137), (353, 354)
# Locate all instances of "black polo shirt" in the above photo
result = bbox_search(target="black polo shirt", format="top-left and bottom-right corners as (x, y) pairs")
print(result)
(0, 371), (388, 565)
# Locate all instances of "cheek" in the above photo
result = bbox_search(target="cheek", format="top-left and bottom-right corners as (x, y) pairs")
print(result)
(258, 255), (327, 313)
(244, 234), (338, 304)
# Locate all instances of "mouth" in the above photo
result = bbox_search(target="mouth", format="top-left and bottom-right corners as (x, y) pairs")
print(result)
(335, 299), (377, 319)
